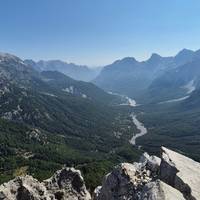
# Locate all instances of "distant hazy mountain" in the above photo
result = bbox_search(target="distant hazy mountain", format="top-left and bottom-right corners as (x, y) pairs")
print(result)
(24, 59), (102, 81)
(174, 48), (195, 66)
(146, 51), (200, 103)
(94, 49), (200, 102)
(93, 54), (174, 99)
(93, 57), (148, 98)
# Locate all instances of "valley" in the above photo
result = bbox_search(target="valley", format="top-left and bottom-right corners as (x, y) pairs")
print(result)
(0, 53), (142, 191)
(109, 92), (148, 146)
(1, 2), (200, 199)
(1, 48), (200, 193)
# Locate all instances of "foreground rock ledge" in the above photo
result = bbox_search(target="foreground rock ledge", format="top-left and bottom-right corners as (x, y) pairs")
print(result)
(0, 147), (200, 200)
(160, 147), (200, 200)
(0, 167), (91, 200)
(94, 147), (200, 200)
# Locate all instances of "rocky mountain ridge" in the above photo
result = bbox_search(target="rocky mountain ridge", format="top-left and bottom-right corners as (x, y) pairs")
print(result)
(1, 147), (199, 200)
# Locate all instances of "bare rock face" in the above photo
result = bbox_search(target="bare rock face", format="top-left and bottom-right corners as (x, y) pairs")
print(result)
(94, 147), (200, 200)
(1, 147), (200, 200)
(94, 163), (143, 200)
(141, 180), (185, 200)
(44, 167), (91, 200)
(94, 158), (163, 200)
(160, 147), (200, 200)
(0, 167), (91, 200)
(0, 175), (52, 200)
(139, 152), (161, 174)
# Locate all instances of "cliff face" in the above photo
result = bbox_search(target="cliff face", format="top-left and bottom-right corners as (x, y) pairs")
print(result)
(94, 147), (200, 200)
(0, 147), (200, 200)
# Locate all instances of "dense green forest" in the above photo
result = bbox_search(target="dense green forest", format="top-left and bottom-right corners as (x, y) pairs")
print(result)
(134, 101), (200, 162)
(0, 56), (142, 191)
(0, 112), (141, 191)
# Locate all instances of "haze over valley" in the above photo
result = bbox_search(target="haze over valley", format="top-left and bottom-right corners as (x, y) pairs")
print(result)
(1, 1), (200, 199)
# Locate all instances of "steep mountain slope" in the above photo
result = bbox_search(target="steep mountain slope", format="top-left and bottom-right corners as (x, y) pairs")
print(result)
(25, 59), (101, 81)
(146, 58), (200, 103)
(93, 55), (175, 99)
(174, 48), (195, 66)
(93, 57), (148, 98)
(41, 71), (118, 105)
(132, 91), (200, 162)
(0, 53), (141, 189)
(93, 49), (200, 101)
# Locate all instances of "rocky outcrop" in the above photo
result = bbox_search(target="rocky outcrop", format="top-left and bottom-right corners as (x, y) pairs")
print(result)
(0, 167), (91, 200)
(94, 147), (200, 200)
(0, 175), (52, 200)
(160, 147), (200, 200)
(1, 147), (200, 200)
(44, 167), (91, 200)
(140, 180), (185, 200)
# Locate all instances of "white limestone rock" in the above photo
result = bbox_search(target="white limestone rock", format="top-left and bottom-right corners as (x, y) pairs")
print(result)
(160, 147), (200, 200)
(93, 160), (185, 200)
(94, 162), (153, 200)
(140, 152), (161, 173)
(94, 148), (200, 200)
(44, 167), (91, 200)
(141, 180), (185, 200)
(0, 175), (52, 200)
(0, 167), (91, 200)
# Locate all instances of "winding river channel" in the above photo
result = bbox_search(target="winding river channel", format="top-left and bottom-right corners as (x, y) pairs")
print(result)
(125, 97), (147, 145)
(108, 91), (148, 145)
(129, 113), (147, 145)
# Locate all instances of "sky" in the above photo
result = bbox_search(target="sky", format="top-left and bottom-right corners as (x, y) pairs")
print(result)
(0, 0), (200, 66)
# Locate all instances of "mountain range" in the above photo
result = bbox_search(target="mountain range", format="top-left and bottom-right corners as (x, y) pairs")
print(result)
(94, 48), (200, 103)
(1, 48), (200, 192)
(0, 52), (140, 190)
(24, 59), (102, 82)
(92, 48), (200, 163)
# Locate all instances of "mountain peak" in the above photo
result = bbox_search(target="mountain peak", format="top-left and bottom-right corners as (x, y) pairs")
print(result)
(114, 57), (138, 65)
(0, 52), (22, 63)
(149, 53), (162, 60)
(176, 48), (194, 57)
(147, 53), (163, 63)
(174, 49), (195, 65)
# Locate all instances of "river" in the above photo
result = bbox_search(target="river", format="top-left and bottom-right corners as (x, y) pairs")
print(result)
(129, 113), (147, 145)
(109, 91), (148, 145)
(125, 97), (147, 145)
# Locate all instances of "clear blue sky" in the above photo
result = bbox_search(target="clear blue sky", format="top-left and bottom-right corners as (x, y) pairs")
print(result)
(0, 0), (200, 66)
